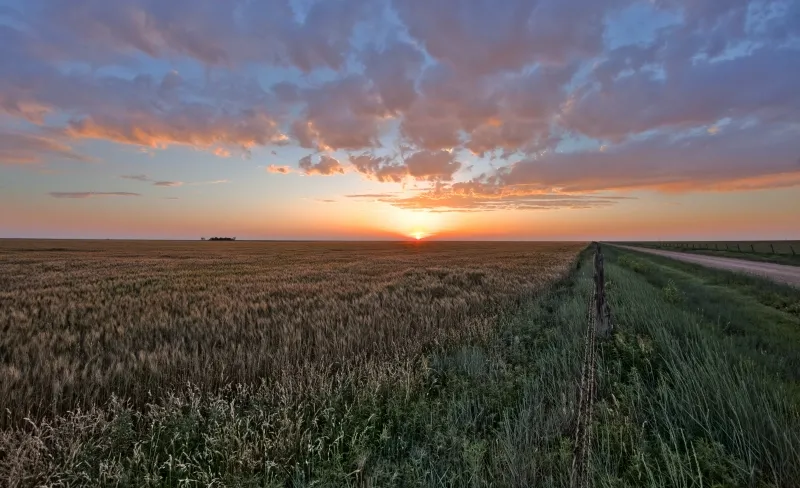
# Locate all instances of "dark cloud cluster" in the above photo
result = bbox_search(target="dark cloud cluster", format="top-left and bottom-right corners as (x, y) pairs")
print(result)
(2, 0), (799, 210)
(298, 155), (346, 175)
(22, 0), (372, 70)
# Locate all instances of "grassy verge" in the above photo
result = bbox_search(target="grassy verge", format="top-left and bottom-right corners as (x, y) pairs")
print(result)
(593, 247), (800, 487)
(628, 244), (800, 267)
(1, 252), (594, 487)
(610, 246), (800, 379)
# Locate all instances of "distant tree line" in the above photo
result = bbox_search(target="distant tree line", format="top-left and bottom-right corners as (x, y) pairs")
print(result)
(201, 237), (237, 241)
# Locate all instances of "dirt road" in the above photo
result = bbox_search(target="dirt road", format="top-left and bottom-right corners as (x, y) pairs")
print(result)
(613, 245), (800, 288)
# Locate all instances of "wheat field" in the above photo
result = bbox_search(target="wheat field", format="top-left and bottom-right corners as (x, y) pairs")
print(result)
(0, 240), (582, 427)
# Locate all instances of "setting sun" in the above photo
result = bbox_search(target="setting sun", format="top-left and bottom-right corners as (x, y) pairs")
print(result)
(412, 231), (426, 240)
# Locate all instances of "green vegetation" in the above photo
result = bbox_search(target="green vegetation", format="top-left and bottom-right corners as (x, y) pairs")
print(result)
(598, 247), (800, 486)
(627, 240), (800, 266)
(2, 241), (799, 486)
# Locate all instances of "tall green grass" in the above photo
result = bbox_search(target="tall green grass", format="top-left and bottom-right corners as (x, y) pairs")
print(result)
(594, 249), (800, 487)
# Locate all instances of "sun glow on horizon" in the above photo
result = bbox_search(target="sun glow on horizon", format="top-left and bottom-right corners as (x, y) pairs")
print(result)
(374, 207), (449, 241)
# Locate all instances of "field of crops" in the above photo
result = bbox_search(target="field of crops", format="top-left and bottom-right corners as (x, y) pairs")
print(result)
(0, 240), (581, 422)
(3, 240), (798, 486)
(0, 239), (583, 485)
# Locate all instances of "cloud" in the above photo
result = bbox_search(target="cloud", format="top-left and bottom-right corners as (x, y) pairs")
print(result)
(345, 193), (400, 198)
(65, 106), (288, 155)
(121, 174), (151, 182)
(289, 76), (389, 150)
(0, 131), (90, 164)
(20, 0), (371, 71)
(397, 62), (572, 157)
(122, 174), (222, 186)
(267, 164), (292, 174)
(393, 0), (614, 75)
(377, 187), (628, 212)
(299, 155), (346, 175)
(349, 153), (408, 183)
(343, 174), (627, 211)
(499, 121), (800, 193)
(1, 24), (288, 156)
(346, 151), (462, 183)
(49, 191), (141, 199)
(188, 179), (229, 185)
(565, 47), (800, 141)
(2, 0), (799, 208)
(404, 150), (462, 181)
(363, 39), (425, 113)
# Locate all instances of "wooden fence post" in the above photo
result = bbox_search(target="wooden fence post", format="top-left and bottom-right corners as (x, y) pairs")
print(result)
(751, 244), (755, 253)
(770, 244), (775, 254)
(737, 243), (741, 252)
(792, 245), (796, 256)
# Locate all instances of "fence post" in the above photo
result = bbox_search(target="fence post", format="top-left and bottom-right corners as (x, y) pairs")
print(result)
(737, 243), (741, 252)
(594, 243), (611, 338)
(792, 245), (796, 256)
(751, 244), (755, 253)
(770, 244), (775, 254)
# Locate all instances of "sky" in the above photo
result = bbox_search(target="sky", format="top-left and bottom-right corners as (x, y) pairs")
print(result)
(0, 0), (798, 241)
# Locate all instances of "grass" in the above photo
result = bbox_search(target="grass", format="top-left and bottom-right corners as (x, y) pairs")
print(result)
(597, 247), (800, 486)
(613, 247), (800, 379)
(625, 241), (800, 266)
(2, 240), (799, 486)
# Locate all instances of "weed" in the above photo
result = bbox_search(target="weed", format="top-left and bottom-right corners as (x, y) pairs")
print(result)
(662, 279), (684, 303)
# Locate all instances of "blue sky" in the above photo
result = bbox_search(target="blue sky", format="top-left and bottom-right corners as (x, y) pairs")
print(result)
(1, 0), (798, 240)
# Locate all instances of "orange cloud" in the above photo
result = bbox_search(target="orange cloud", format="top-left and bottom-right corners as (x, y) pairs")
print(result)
(65, 112), (287, 156)
(267, 164), (292, 174)
(651, 172), (800, 193)
(0, 131), (91, 164)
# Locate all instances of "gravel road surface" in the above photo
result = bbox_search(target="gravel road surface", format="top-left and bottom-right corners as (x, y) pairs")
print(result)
(613, 245), (800, 288)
